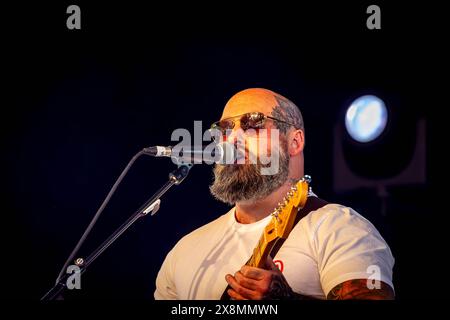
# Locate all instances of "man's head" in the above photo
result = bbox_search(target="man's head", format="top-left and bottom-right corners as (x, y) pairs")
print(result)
(210, 88), (305, 205)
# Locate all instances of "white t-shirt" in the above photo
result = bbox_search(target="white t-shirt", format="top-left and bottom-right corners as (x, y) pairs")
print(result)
(154, 202), (395, 300)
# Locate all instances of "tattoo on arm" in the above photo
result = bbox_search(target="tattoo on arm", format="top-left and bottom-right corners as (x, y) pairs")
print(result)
(264, 276), (394, 300)
(327, 279), (395, 300)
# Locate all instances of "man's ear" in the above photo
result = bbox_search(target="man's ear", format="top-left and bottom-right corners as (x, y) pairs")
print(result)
(288, 129), (305, 156)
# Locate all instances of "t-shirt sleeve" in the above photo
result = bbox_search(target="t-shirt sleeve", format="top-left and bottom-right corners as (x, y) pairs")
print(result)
(154, 247), (178, 300)
(313, 206), (395, 297)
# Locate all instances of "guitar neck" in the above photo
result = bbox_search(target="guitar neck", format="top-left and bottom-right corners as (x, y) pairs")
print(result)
(247, 236), (279, 268)
(247, 206), (298, 268)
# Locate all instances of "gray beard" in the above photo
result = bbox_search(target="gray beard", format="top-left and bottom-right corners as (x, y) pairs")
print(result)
(209, 143), (290, 205)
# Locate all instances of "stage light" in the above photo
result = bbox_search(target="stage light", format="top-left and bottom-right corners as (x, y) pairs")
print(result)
(345, 95), (388, 143)
(334, 93), (426, 214)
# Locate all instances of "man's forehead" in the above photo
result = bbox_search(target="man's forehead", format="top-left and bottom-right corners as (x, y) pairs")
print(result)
(221, 96), (278, 120)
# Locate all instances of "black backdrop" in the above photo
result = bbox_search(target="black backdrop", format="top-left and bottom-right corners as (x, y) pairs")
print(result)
(2, 2), (439, 300)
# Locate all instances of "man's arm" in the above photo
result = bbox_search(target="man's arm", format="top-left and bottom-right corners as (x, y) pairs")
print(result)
(154, 249), (178, 300)
(327, 279), (394, 300)
(225, 258), (394, 300)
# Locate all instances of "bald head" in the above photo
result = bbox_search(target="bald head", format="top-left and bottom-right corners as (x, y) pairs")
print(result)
(211, 88), (306, 207)
(222, 88), (304, 134)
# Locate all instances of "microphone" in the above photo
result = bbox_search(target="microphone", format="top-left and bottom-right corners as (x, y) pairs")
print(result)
(143, 141), (236, 165)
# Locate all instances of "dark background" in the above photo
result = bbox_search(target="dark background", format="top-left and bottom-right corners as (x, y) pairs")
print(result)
(2, 2), (440, 300)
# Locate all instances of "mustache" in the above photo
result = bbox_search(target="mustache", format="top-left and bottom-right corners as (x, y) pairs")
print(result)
(209, 142), (290, 205)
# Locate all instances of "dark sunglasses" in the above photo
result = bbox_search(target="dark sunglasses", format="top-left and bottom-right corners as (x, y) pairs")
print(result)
(210, 112), (296, 135)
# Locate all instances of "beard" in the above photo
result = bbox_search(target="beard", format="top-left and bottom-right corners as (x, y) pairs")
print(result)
(209, 140), (290, 205)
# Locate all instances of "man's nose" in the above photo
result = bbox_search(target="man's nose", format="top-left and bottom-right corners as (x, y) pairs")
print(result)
(226, 127), (246, 146)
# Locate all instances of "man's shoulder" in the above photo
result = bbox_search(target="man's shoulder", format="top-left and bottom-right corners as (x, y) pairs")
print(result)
(299, 202), (345, 226)
(298, 202), (378, 236)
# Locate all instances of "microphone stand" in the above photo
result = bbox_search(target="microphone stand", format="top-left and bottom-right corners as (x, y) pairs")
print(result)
(41, 163), (193, 301)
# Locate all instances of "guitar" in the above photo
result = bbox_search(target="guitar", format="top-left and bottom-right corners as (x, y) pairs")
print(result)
(221, 175), (310, 299)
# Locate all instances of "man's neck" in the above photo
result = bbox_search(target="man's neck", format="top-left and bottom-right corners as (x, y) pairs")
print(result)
(235, 178), (298, 224)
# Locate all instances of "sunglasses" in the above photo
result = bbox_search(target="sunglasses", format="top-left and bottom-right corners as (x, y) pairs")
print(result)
(210, 112), (296, 136)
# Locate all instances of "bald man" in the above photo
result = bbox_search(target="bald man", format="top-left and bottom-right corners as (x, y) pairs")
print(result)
(154, 88), (395, 300)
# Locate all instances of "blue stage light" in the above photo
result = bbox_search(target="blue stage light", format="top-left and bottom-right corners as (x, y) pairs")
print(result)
(345, 95), (388, 143)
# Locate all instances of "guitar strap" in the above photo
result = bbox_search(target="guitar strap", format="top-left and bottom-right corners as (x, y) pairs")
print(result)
(267, 196), (329, 261)
(220, 196), (328, 300)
